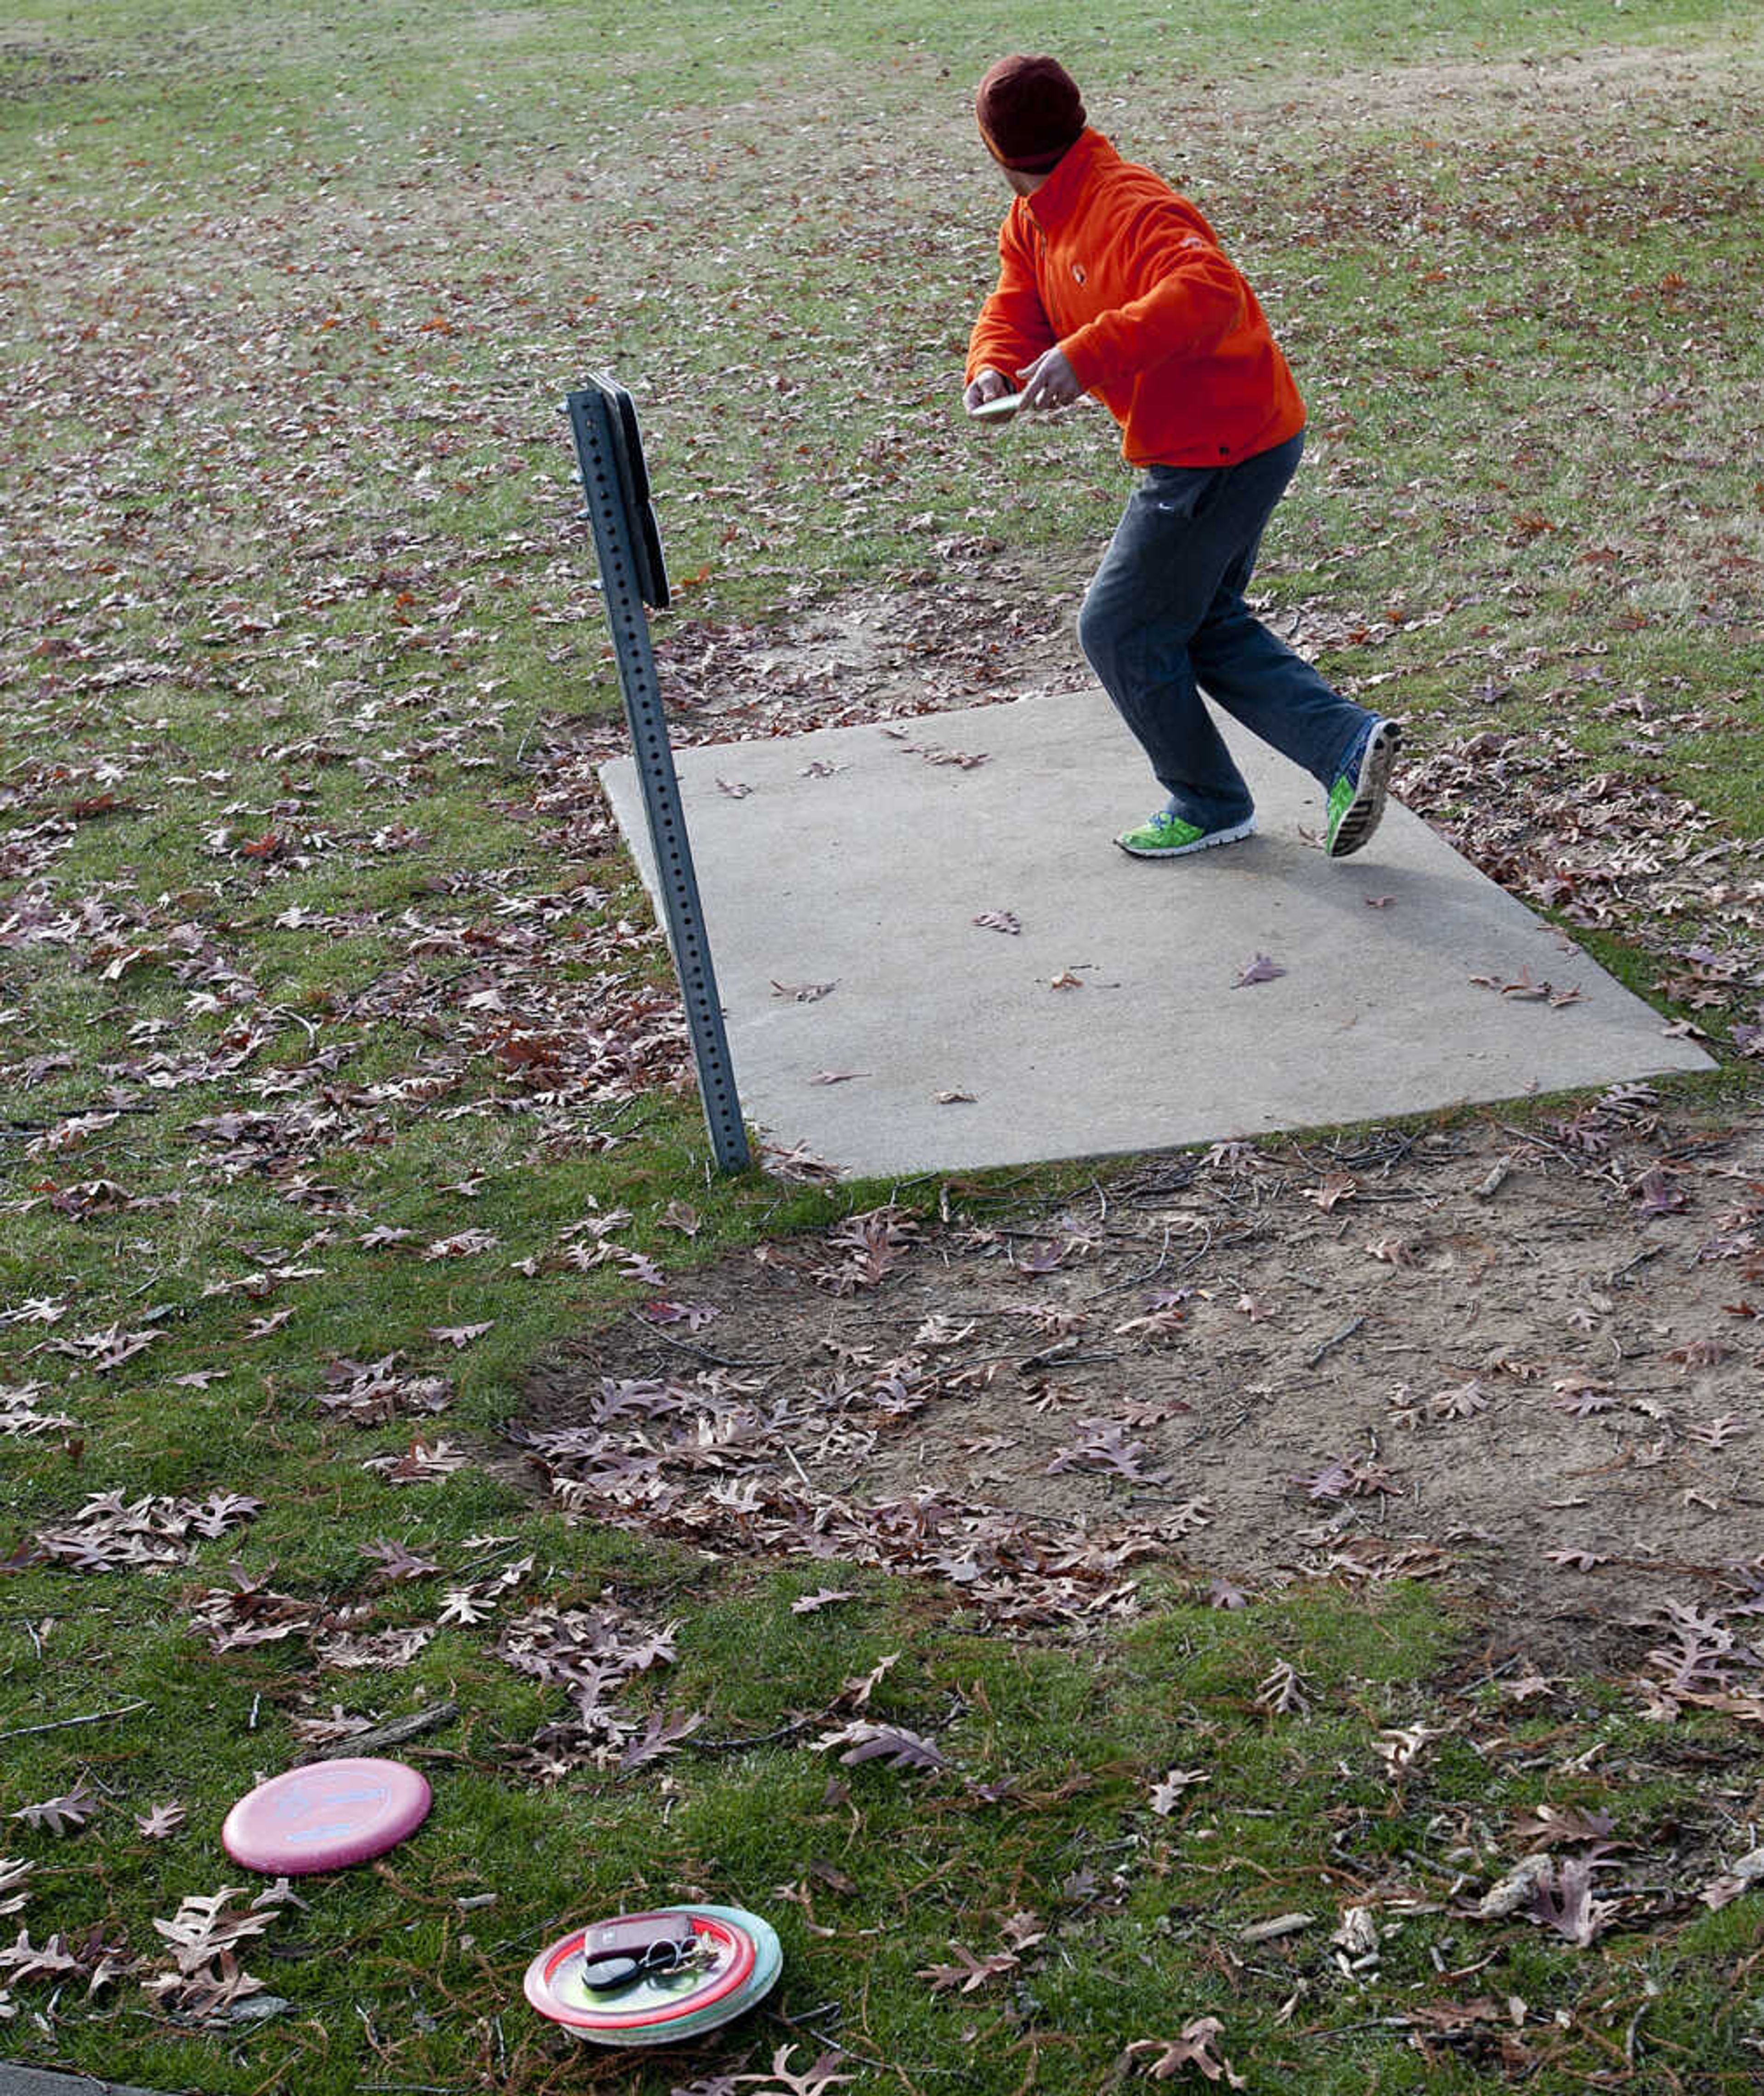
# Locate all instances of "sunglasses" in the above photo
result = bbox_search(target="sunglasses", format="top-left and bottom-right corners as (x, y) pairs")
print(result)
(578, 1928), (700, 1994)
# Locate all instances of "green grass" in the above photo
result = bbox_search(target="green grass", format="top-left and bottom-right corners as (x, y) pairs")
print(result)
(6, 0), (1764, 2089)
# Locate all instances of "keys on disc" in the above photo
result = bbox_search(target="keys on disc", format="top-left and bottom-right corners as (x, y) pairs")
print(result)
(526, 1905), (781, 2046)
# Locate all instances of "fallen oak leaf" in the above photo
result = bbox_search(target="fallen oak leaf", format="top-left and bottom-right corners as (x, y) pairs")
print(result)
(763, 1139), (838, 1182)
(436, 1587), (498, 1626)
(1688, 1414), (1748, 1448)
(421, 1229), (499, 1260)
(770, 979), (836, 1003)
(0, 1927), (85, 1986)
(617, 1707), (704, 1774)
(1510, 1804), (1616, 1850)
(11, 1783), (100, 1837)
(1255, 1658), (1310, 1717)
(358, 1538), (444, 1583)
(1429, 1378), (1490, 1420)
(1233, 952), (1285, 987)
(427, 1321), (493, 1349)
(362, 1438), (469, 1484)
(809, 1070), (868, 1086)
(791, 1589), (861, 1614)
(916, 1943), (1019, 1994)
(1123, 2017), (1247, 2087)
(640, 1300), (719, 1330)
(812, 1720), (946, 1773)
(1499, 965), (1550, 1001)
(1552, 1376), (1617, 1417)
(1365, 1237), (1416, 1267)
(730, 2044), (855, 2094)
(1697, 1845), (1764, 1912)
(907, 742), (988, 770)
(1374, 1722), (1443, 1773)
(1665, 1337), (1731, 1366)
(1148, 1767), (1209, 1816)
(972, 910), (1022, 934)
(1300, 1173), (1358, 1212)
(1527, 1853), (1615, 1948)
(1294, 1453), (1396, 1502)
(1632, 1166), (1688, 1216)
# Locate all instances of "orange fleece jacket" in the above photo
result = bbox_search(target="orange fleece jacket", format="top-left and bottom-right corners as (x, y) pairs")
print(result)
(966, 129), (1305, 470)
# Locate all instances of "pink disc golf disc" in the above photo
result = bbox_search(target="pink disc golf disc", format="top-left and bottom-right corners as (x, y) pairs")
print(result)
(222, 1757), (432, 1875)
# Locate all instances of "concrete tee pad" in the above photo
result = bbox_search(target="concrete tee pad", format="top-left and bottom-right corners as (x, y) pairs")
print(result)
(600, 690), (1713, 1179)
(0, 2069), (176, 2096)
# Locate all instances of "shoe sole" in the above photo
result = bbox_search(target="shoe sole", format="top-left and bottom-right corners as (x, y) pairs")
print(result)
(1116, 814), (1258, 859)
(1326, 720), (1401, 859)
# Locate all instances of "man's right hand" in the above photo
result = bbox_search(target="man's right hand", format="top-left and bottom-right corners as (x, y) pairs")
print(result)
(963, 367), (1012, 414)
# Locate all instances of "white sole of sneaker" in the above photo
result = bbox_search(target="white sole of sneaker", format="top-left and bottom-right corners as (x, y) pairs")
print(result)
(1116, 814), (1259, 859)
(1326, 721), (1400, 859)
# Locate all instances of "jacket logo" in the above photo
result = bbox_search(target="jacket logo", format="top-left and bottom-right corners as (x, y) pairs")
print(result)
(1071, 261), (1087, 285)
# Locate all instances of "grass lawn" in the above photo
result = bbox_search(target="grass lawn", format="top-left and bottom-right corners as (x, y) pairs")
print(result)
(4, 1), (1764, 2090)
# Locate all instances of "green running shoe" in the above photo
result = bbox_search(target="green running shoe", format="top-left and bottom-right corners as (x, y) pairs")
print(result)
(1116, 810), (1258, 859)
(1324, 719), (1401, 859)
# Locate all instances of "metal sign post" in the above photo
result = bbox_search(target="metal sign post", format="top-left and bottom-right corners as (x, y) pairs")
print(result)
(565, 376), (749, 1173)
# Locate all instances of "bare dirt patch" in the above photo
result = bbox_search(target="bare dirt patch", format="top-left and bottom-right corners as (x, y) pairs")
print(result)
(650, 561), (1413, 748)
(516, 1093), (1764, 1691)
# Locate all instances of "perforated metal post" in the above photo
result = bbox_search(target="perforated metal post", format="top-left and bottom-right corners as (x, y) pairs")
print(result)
(565, 378), (749, 1172)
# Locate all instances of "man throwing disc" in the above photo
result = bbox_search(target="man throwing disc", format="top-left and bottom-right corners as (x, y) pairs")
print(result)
(964, 55), (1399, 861)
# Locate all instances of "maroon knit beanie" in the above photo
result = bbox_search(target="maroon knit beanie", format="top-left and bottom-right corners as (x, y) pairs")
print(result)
(975, 55), (1086, 173)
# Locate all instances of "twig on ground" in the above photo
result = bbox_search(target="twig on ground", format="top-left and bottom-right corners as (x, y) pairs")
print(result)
(0, 1698), (149, 1744)
(1099, 1224), (1172, 1294)
(628, 1313), (776, 1370)
(1608, 1245), (1664, 1286)
(1306, 1317), (1364, 1369)
(308, 1700), (460, 1761)
(692, 1713), (820, 1754)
